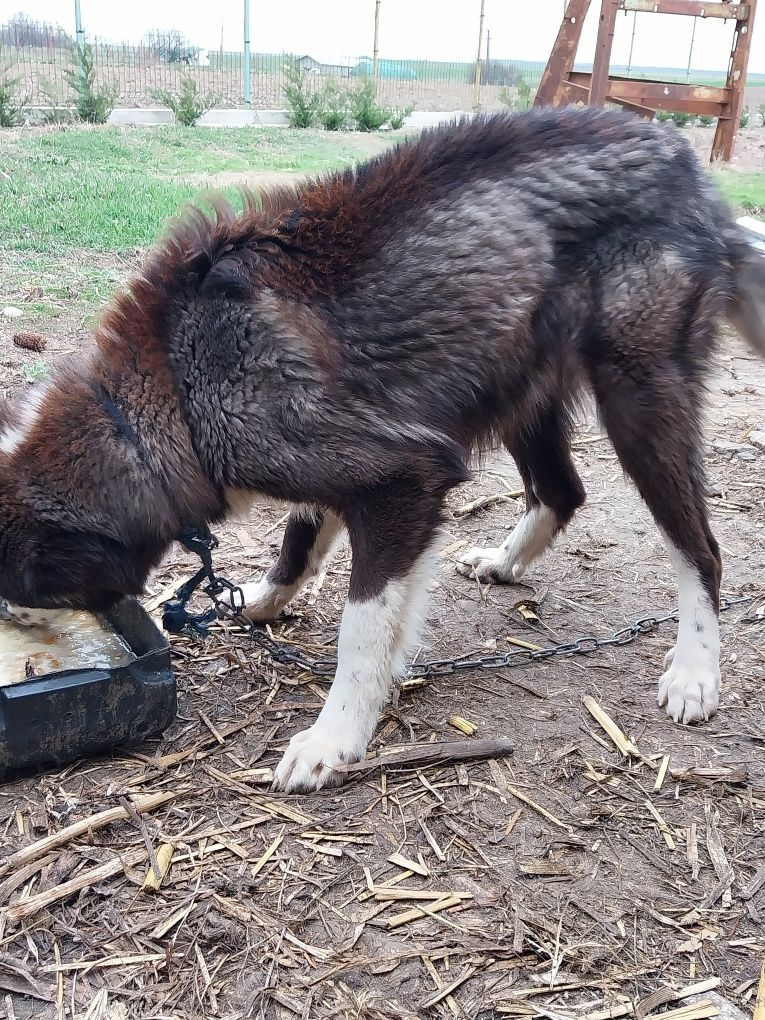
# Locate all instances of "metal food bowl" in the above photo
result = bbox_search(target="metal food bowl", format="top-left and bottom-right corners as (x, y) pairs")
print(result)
(0, 597), (175, 778)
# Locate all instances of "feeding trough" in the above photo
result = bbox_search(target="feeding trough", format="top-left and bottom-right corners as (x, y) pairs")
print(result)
(0, 597), (175, 777)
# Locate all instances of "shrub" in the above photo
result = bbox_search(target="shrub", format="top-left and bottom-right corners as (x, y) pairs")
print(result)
(0, 73), (24, 127)
(349, 78), (391, 132)
(655, 109), (672, 123)
(318, 79), (348, 131)
(39, 77), (74, 124)
(388, 105), (413, 130)
(698, 114), (714, 128)
(151, 77), (220, 127)
(759, 103), (765, 127)
(670, 111), (693, 127)
(63, 44), (115, 124)
(282, 63), (321, 128)
(499, 76), (533, 113)
(740, 104), (750, 129)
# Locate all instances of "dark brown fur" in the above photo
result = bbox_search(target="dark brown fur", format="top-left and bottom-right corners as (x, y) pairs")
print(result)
(0, 107), (763, 627)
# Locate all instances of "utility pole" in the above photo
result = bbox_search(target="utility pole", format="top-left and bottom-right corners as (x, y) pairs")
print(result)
(472, 0), (485, 111)
(372, 0), (381, 84)
(243, 0), (251, 104)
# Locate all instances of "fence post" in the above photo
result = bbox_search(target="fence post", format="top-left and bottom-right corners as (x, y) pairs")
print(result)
(372, 0), (381, 87)
(74, 0), (85, 51)
(243, 0), (251, 104)
(472, 0), (485, 111)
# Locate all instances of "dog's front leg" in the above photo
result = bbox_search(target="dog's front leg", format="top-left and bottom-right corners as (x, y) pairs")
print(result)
(272, 492), (440, 794)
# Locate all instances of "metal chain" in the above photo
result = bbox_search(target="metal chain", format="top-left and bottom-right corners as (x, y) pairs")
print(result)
(201, 575), (754, 681)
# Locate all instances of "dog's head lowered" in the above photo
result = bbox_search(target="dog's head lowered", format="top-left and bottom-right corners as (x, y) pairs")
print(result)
(0, 385), (165, 615)
(0, 357), (221, 614)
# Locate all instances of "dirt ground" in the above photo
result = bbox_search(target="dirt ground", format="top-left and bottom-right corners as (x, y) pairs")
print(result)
(1, 207), (765, 1018)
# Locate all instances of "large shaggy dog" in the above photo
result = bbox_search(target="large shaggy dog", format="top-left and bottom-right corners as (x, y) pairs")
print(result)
(2, 109), (765, 792)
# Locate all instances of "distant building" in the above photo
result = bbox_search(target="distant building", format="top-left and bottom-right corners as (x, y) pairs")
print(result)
(295, 54), (352, 78)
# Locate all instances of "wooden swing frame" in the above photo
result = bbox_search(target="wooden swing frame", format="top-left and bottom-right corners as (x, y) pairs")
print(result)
(535, 0), (758, 161)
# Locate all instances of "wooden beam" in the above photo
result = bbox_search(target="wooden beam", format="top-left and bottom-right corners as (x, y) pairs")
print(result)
(620, 0), (749, 18)
(570, 71), (730, 107)
(561, 79), (656, 117)
(713, 0), (757, 160)
(535, 0), (593, 107)
(591, 0), (620, 105)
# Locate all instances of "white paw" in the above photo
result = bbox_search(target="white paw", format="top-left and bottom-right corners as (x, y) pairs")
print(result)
(238, 576), (292, 622)
(658, 661), (720, 724)
(456, 546), (524, 583)
(664, 645), (676, 667)
(272, 726), (363, 793)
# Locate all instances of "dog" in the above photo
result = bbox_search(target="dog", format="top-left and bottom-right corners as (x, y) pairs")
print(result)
(2, 108), (765, 792)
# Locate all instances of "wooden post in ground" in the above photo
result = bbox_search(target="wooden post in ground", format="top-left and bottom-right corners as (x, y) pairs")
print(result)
(712, 0), (758, 161)
(590, 0), (619, 105)
(535, 0), (592, 108)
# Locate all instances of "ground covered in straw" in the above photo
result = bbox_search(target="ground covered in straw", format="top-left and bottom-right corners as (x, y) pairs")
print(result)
(0, 338), (764, 1020)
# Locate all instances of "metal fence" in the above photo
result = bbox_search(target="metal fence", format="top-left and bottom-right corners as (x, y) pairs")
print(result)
(0, 11), (546, 116)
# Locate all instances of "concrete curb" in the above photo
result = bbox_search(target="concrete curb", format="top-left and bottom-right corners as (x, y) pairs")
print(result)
(104, 107), (472, 129)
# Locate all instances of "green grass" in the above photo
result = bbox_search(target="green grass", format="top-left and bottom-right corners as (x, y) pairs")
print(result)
(0, 126), (392, 254)
(714, 171), (765, 217)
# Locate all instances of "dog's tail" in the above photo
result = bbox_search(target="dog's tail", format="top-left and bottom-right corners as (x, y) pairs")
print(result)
(727, 219), (765, 356)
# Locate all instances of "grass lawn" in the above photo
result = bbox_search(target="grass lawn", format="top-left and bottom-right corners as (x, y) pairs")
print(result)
(713, 170), (765, 217)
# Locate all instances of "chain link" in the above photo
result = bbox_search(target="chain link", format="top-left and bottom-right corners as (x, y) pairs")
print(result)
(203, 576), (754, 681)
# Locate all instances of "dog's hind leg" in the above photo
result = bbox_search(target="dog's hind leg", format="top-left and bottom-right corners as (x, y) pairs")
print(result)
(241, 507), (344, 621)
(457, 402), (585, 583)
(587, 334), (722, 725)
(272, 482), (443, 793)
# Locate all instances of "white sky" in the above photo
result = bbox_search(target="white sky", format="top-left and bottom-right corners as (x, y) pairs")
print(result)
(2, 1), (765, 73)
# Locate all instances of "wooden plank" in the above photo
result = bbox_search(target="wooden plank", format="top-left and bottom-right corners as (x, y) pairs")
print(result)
(591, 0), (620, 106)
(560, 79), (655, 117)
(620, 0), (749, 18)
(535, 0), (594, 107)
(570, 72), (729, 106)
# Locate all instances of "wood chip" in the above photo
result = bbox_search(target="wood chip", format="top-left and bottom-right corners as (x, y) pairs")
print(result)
(687, 823), (700, 881)
(150, 901), (195, 939)
(251, 833), (283, 878)
(645, 800), (676, 850)
(388, 853), (430, 877)
(419, 962), (479, 1009)
(338, 737), (513, 774)
(583, 696), (640, 757)
(654, 755), (670, 792)
(448, 715), (477, 736)
(453, 490), (522, 516)
(754, 958), (765, 1020)
(371, 887), (472, 902)
(505, 781), (573, 834)
(0, 793), (175, 878)
(741, 865), (765, 901)
(387, 895), (462, 929)
(142, 843), (174, 892)
(1, 849), (145, 925)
